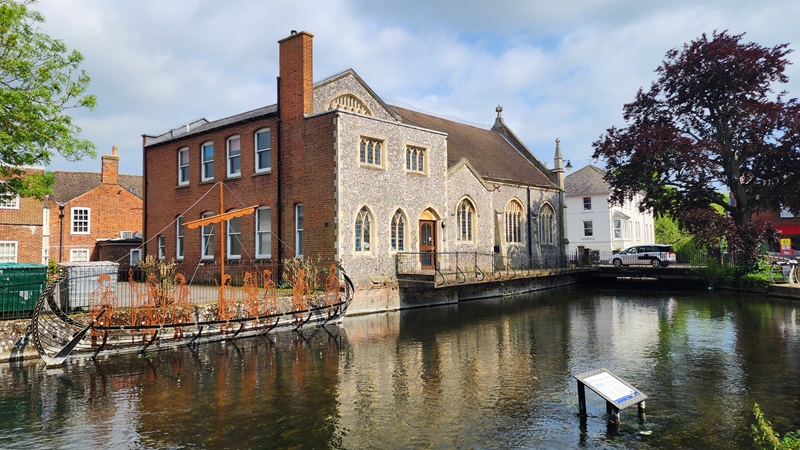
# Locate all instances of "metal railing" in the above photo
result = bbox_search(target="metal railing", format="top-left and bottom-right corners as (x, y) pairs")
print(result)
(396, 247), (570, 286)
(568, 249), (716, 268)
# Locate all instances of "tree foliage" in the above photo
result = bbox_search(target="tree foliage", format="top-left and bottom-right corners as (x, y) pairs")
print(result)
(592, 31), (800, 268)
(0, 0), (96, 199)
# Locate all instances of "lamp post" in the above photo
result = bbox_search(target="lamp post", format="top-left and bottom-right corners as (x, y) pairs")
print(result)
(57, 202), (66, 262)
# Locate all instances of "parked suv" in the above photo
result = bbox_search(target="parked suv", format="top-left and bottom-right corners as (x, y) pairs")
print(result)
(611, 244), (677, 268)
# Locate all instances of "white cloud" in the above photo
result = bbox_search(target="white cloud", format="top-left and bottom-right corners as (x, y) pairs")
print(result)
(30, 0), (800, 174)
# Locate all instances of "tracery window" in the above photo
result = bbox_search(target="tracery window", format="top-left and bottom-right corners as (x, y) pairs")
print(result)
(457, 198), (476, 242)
(405, 146), (426, 173)
(355, 207), (372, 252)
(391, 210), (406, 252)
(539, 203), (555, 245)
(359, 137), (383, 167)
(504, 200), (523, 243)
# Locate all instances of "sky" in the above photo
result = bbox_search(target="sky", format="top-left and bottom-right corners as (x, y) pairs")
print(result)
(32, 0), (800, 176)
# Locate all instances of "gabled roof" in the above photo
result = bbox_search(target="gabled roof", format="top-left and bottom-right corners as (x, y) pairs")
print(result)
(390, 105), (556, 188)
(52, 172), (143, 203)
(314, 69), (401, 121)
(564, 164), (609, 196)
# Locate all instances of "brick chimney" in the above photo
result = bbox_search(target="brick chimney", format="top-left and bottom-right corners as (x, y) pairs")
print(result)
(101, 146), (120, 185)
(278, 30), (314, 120)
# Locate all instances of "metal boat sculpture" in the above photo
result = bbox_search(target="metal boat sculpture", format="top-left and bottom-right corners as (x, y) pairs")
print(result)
(30, 184), (353, 366)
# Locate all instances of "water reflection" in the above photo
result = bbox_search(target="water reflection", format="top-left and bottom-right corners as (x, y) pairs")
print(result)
(0, 289), (798, 448)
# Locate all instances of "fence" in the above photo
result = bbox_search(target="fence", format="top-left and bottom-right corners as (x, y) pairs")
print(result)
(396, 247), (569, 286)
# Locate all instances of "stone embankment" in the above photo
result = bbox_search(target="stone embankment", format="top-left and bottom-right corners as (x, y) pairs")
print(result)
(0, 319), (38, 362)
(4, 283), (800, 364)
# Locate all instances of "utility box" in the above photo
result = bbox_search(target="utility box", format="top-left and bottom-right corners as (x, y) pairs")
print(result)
(58, 262), (119, 312)
(0, 263), (48, 318)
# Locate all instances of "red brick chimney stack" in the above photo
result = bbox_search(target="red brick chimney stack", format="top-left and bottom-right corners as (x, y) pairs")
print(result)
(278, 30), (314, 119)
(101, 145), (120, 185)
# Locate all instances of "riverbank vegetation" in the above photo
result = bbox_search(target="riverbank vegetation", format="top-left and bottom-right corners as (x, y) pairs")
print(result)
(753, 403), (800, 449)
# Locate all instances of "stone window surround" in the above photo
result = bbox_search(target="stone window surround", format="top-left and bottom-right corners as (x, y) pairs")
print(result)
(404, 143), (428, 175)
(390, 209), (407, 252)
(456, 196), (477, 243)
(355, 206), (373, 253)
(358, 134), (386, 169)
(504, 199), (523, 244)
(539, 202), (555, 245)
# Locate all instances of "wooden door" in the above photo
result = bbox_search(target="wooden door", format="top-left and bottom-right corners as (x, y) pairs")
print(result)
(419, 220), (436, 270)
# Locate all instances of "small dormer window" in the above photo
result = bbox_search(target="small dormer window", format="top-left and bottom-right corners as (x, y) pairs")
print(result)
(329, 94), (371, 116)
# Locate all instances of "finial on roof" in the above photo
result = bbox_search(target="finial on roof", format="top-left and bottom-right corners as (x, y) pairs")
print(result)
(492, 105), (505, 130)
(496, 105), (503, 118)
(555, 138), (562, 159)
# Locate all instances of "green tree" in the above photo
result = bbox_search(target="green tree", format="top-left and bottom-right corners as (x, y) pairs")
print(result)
(0, 0), (96, 200)
(592, 31), (798, 271)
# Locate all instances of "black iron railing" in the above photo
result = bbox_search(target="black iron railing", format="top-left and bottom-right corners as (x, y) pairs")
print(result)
(396, 247), (570, 286)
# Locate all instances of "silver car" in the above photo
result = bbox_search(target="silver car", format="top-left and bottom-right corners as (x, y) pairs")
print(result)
(612, 244), (677, 268)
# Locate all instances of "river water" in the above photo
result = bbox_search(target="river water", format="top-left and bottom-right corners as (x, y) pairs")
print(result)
(1, 288), (799, 449)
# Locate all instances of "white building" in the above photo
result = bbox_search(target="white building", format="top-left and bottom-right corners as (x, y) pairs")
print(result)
(565, 165), (655, 257)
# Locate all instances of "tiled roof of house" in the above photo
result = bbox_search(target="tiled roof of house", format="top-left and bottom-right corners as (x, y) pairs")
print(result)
(52, 172), (143, 203)
(390, 105), (556, 188)
(564, 164), (609, 196)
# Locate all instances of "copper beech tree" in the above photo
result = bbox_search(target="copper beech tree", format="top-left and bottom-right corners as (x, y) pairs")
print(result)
(592, 31), (800, 271)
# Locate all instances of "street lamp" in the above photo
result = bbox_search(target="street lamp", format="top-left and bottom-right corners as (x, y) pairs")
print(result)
(55, 200), (66, 262)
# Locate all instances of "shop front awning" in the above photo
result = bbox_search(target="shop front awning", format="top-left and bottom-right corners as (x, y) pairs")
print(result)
(775, 224), (800, 235)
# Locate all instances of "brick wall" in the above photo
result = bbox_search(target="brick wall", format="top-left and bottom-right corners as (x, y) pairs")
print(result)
(50, 184), (142, 262)
(0, 168), (45, 263)
(144, 115), (281, 263)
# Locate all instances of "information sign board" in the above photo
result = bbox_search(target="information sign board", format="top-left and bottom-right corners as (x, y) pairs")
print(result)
(574, 368), (647, 410)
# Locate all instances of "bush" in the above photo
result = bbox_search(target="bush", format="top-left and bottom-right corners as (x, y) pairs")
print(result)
(752, 403), (800, 449)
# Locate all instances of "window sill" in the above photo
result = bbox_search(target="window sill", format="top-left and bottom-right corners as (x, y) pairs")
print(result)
(253, 170), (272, 177)
(225, 175), (242, 181)
(358, 163), (385, 171)
(199, 180), (215, 185)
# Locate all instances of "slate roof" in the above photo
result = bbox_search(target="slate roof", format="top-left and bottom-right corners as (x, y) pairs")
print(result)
(52, 172), (143, 203)
(564, 164), (609, 196)
(143, 105), (278, 147)
(390, 105), (556, 188)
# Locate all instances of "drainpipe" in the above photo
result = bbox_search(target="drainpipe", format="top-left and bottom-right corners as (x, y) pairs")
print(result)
(58, 202), (65, 262)
(276, 76), (283, 264)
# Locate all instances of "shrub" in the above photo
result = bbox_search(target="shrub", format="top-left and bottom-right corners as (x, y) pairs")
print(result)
(752, 403), (800, 449)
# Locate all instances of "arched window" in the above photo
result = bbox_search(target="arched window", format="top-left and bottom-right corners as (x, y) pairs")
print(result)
(505, 200), (523, 243)
(539, 203), (555, 245)
(391, 210), (406, 252)
(457, 198), (476, 242)
(355, 207), (372, 252)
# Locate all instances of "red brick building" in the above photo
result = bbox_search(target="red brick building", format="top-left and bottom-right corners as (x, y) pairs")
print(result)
(0, 167), (47, 263)
(49, 147), (144, 263)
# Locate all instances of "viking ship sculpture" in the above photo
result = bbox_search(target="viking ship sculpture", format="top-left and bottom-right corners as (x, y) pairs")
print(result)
(30, 183), (353, 365)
